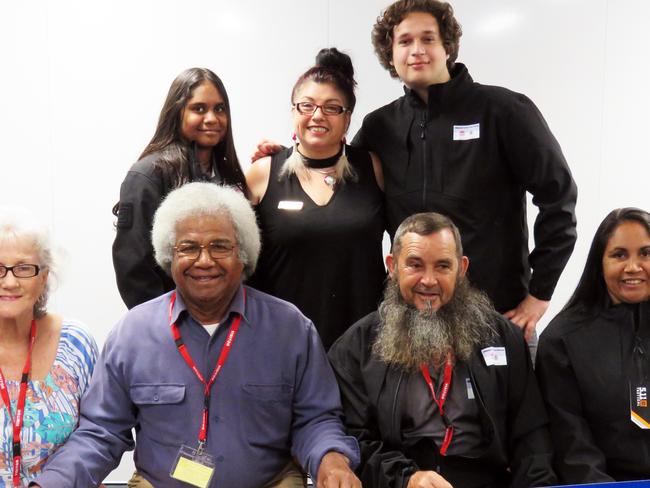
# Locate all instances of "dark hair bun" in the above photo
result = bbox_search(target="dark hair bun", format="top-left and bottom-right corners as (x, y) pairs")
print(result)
(315, 47), (355, 83)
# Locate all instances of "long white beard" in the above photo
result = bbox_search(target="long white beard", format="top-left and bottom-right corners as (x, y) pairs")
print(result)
(372, 277), (496, 371)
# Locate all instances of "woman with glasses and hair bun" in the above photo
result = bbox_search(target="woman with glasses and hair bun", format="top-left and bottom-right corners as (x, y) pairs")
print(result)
(246, 48), (385, 350)
(536, 207), (650, 483)
(0, 206), (98, 485)
(112, 68), (248, 310)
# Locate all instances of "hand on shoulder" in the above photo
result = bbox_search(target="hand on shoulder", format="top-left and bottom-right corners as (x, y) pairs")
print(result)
(250, 139), (283, 162)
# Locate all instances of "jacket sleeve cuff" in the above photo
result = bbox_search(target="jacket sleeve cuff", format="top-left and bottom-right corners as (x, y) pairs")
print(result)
(528, 279), (555, 302)
(309, 435), (360, 479)
(31, 471), (69, 488)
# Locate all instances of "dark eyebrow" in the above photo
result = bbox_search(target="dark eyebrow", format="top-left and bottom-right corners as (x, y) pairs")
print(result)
(405, 255), (423, 262)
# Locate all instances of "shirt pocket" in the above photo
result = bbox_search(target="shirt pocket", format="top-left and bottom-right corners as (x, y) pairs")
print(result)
(131, 384), (186, 404)
(131, 383), (186, 446)
(240, 384), (294, 448)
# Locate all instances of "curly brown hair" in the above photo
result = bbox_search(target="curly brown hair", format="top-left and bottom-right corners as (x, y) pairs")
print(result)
(372, 0), (462, 78)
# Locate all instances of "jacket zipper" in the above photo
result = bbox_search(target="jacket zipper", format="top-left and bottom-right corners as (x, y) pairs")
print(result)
(391, 370), (405, 441)
(420, 112), (428, 209)
(467, 366), (496, 442)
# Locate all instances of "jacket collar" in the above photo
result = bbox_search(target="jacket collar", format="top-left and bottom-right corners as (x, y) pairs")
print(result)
(188, 142), (223, 183)
(404, 63), (473, 115)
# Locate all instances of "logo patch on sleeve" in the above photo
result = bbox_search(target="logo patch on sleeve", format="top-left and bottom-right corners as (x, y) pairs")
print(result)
(116, 202), (134, 229)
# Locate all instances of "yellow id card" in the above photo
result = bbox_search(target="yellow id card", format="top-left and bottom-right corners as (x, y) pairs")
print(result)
(170, 445), (215, 488)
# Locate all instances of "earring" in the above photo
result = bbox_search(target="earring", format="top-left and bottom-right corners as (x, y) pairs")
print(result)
(292, 133), (297, 142)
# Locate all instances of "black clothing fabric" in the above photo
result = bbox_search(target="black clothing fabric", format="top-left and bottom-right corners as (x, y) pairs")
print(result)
(248, 145), (385, 349)
(536, 300), (650, 483)
(402, 361), (484, 457)
(328, 310), (557, 488)
(353, 64), (577, 312)
(112, 152), (222, 309)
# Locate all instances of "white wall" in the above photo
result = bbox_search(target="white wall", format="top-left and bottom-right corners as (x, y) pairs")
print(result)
(1, 0), (649, 481)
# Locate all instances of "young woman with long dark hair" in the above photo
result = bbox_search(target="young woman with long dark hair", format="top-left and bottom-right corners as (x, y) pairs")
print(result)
(112, 68), (247, 309)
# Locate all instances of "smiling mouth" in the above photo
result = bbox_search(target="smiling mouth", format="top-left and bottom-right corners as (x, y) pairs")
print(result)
(308, 126), (329, 133)
(189, 275), (220, 283)
(415, 290), (440, 299)
(622, 279), (645, 285)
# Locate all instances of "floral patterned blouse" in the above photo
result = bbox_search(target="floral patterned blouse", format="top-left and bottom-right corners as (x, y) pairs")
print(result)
(0, 320), (98, 486)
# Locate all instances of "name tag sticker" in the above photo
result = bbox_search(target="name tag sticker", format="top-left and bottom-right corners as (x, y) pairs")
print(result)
(170, 445), (215, 488)
(453, 123), (480, 141)
(278, 200), (303, 211)
(481, 346), (507, 366)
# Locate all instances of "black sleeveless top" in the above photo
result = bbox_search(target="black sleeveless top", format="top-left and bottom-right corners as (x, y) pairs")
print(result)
(249, 145), (386, 349)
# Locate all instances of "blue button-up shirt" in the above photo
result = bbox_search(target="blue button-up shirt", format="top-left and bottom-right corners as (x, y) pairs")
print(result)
(35, 286), (359, 487)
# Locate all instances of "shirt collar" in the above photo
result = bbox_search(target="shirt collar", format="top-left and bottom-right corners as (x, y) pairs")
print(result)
(169, 284), (249, 326)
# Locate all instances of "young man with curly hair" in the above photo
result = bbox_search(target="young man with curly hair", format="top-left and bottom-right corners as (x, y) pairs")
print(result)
(354, 0), (577, 345)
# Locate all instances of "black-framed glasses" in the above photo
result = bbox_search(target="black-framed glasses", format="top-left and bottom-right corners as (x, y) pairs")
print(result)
(0, 264), (41, 279)
(293, 102), (349, 116)
(173, 241), (236, 260)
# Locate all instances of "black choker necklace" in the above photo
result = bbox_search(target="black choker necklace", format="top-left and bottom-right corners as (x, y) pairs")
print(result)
(298, 145), (344, 169)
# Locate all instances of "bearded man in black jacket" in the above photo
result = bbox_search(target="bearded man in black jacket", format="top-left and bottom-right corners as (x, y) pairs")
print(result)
(329, 213), (557, 488)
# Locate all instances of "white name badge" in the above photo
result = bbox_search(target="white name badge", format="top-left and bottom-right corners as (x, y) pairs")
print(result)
(278, 200), (303, 211)
(453, 123), (480, 141)
(481, 346), (507, 366)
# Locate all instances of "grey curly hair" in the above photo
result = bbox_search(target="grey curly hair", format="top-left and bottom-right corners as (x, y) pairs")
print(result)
(152, 183), (261, 279)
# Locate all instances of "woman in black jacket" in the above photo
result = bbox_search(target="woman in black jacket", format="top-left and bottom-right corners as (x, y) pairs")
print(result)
(537, 207), (650, 483)
(112, 68), (247, 309)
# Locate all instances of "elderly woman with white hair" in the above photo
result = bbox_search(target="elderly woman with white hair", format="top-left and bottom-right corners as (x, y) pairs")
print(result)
(32, 182), (361, 488)
(0, 207), (98, 486)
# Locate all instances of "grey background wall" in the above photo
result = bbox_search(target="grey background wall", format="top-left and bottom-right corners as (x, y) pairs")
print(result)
(2, 0), (649, 480)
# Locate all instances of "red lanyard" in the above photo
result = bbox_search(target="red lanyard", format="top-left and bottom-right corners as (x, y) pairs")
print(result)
(0, 319), (37, 486)
(420, 355), (454, 456)
(168, 291), (243, 449)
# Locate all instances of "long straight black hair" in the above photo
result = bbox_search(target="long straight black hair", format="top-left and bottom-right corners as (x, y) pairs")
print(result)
(141, 67), (247, 193)
(564, 207), (650, 313)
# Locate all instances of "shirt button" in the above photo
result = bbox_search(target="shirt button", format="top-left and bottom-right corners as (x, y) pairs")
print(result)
(153, 394), (159, 401)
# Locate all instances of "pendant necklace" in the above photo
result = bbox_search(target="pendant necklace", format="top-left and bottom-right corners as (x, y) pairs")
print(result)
(310, 168), (337, 186)
(299, 144), (344, 188)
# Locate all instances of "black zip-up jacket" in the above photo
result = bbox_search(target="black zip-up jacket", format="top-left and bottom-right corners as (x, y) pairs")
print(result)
(353, 64), (577, 312)
(537, 300), (650, 483)
(328, 310), (557, 488)
(112, 151), (221, 309)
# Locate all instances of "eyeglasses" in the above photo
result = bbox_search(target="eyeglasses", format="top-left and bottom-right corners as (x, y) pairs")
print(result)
(293, 102), (349, 116)
(0, 264), (41, 279)
(173, 241), (236, 260)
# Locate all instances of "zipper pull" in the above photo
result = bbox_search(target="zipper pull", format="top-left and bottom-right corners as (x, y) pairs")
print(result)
(420, 114), (427, 140)
(634, 336), (647, 381)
